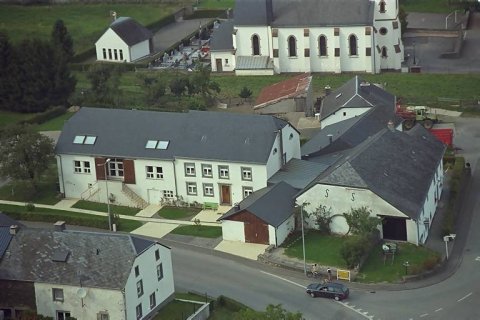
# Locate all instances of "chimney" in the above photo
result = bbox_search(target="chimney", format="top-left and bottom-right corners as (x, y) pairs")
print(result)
(327, 134), (333, 144)
(9, 225), (19, 236)
(387, 120), (395, 132)
(54, 221), (66, 232)
(324, 86), (331, 95)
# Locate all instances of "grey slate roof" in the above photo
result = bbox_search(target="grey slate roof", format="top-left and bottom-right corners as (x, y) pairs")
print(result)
(210, 20), (234, 51)
(236, 56), (273, 70)
(55, 108), (289, 164)
(219, 181), (298, 227)
(0, 228), (158, 290)
(320, 76), (396, 120)
(303, 125), (446, 219)
(302, 101), (402, 158)
(0, 227), (12, 260)
(0, 213), (23, 227)
(110, 17), (153, 46)
(235, 0), (374, 27)
(268, 158), (330, 189)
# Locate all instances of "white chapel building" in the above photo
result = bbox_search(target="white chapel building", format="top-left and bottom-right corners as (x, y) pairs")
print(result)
(210, 0), (404, 74)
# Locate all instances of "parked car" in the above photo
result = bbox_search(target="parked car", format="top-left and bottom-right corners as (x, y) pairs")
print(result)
(306, 282), (349, 301)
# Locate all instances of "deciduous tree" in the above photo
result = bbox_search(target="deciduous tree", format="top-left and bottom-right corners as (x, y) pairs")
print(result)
(343, 206), (381, 235)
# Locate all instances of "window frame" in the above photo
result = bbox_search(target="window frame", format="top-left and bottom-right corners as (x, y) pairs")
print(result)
(136, 279), (144, 297)
(203, 183), (214, 197)
(243, 186), (253, 199)
(150, 292), (157, 309)
(146, 166), (163, 179)
(157, 263), (164, 281)
(163, 190), (174, 199)
(155, 249), (160, 261)
(186, 182), (197, 195)
(381, 46), (388, 58)
(252, 34), (260, 55)
(185, 163), (196, 177)
(218, 165), (229, 179)
(135, 265), (140, 277)
(52, 288), (64, 302)
(108, 158), (124, 178)
(241, 167), (252, 181)
(348, 34), (358, 56)
(319, 35), (328, 56)
(201, 164), (213, 178)
(288, 35), (297, 57)
(136, 304), (142, 320)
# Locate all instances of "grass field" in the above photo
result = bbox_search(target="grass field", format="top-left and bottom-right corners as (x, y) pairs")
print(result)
(171, 225), (222, 238)
(157, 206), (202, 219)
(34, 112), (74, 131)
(0, 3), (179, 54)
(198, 0), (235, 9)
(0, 111), (35, 128)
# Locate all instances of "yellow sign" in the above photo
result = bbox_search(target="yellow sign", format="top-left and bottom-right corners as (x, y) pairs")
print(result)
(337, 269), (351, 282)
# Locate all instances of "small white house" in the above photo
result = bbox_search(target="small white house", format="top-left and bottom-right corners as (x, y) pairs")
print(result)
(297, 125), (446, 245)
(0, 224), (174, 320)
(210, 0), (404, 75)
(95, 17), (153, 63)
(218, 181), (298, 246)
(55, 108), (301, 208)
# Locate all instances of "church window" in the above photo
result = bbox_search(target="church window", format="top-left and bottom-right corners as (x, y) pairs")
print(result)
(288, 36), (297, 57)
(349, 34), (358, 56)
(319, 35), (327, 56)
(252, 34), (260, 55)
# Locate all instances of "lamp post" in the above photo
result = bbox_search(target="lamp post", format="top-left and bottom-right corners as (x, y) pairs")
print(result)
(413, 41), (416, 65)
(97, 158), (112, 231)
(295, 203), (307, 276)
(443, 234), (456, 260)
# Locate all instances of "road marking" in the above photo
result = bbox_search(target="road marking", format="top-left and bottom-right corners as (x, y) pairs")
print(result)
(336, 301), (373, 319)
(420, 313), (429, 318)
(435, 308), (443, 312)
(259, 271), (306, 289)
(457, 292), (473, 302)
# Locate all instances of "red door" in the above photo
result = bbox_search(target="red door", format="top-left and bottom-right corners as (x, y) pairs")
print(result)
(221, 185), (231, 205)
(244, 221), (269, 244)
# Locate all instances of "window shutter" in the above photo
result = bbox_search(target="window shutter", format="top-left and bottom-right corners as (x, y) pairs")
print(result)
(392, 21), (399, 29)
(365, 27), (371, 35)
(335, 48), (340, 57)
(273, 49), (279, 57)
(366, 47), (372, 56)
(272, 29), (278, 37)
(304, 48), (310, 57)
(123, 159), (136, 184)
(334, 28), (340, 36)
(304, 28), (309, 37)
(95, 158), (106, 180)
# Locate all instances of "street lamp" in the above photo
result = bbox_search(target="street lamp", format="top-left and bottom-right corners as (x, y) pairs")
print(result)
(443, 234), (456, 260)
(97, 158), (112, 231)
(295, 203), (307, 276)
(413, 41), (416, 65)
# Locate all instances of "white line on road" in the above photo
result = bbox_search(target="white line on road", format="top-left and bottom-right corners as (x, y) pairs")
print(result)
(457, 292), (473, 302)
(336, 301), (373, 320)
(259, 271), (306, 289)
(435, 308), (443, 312)
(420, 313), (429, 318)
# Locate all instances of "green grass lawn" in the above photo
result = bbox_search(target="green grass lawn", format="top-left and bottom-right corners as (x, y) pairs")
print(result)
(282, 231), (349, 268)
(34, 112), (75, 131)
(357, 243), (441, 283)
(157, 206), (201, 219)
(0, 111), (36, 128)
(198, 0), (235, 9)
(0, 3), (179, 55)
(0, 203), (142, 232)
(153, 300), (200, 320)
(72, 200), (140, 216)
(401, 0), (457, 13)
(171, 225), (222, 238)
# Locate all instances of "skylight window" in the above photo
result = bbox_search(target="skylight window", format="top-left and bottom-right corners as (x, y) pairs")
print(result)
(74, 135), (97, 145)
(157, 141), (169, 150)
(73, 135), (85, 144)
(146, 140), (157, 149)
(84, 136), (97, 145)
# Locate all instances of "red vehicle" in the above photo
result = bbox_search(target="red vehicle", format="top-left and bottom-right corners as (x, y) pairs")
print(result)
(396, 105), (439, 130)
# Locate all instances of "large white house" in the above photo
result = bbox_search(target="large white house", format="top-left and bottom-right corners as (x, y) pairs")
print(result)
(0, 223), (174, 320)
(55, 108), (301, 208)
(95, 17), (153, 63)
(210, 0), (404, 75)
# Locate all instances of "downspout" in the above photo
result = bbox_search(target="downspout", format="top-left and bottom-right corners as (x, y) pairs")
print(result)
(122, 288), (127, 320)
(372, 25), (377, 74)
(57, 155), (66, 197)
(278, 129), (284, 166)
(173, 158), (179, 199)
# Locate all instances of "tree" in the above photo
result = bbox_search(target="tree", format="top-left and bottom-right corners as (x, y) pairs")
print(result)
(305, 204), (333, 234)
(0, 32), (14, 111)
(86, 64), (122, 104)
(0, 125), (55, 191)
(190, 64), (220, 98)
(399, 6), (408, 35)
(51, 19), (74, 60)
(239, 86), (252, 102)
(343, 206), (381, 235)
(234, 304), (303, 320)
(169, 77), (188, 97)
(340, 236), (368, 269)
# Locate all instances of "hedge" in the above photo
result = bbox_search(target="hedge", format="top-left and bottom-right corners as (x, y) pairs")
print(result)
(20, 106), (67, 126)
(185, 9), (227, 19)
(441, 156), (467, 236)
(72, 47), (96, 64)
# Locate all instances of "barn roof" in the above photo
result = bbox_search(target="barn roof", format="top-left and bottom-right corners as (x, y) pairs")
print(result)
(109, 17), (152, 46)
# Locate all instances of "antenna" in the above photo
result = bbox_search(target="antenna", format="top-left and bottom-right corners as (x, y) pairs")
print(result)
(77, 288), (87, 299)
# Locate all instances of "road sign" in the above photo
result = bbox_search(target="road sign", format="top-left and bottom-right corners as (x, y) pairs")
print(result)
(337, 269), (351, 282)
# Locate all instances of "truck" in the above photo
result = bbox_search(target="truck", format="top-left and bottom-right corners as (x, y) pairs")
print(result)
(395, 105), (439, 130)
(429, 123), (455, 147)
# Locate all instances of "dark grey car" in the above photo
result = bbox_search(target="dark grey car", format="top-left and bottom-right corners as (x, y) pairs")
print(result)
(306, 282), (349, 301)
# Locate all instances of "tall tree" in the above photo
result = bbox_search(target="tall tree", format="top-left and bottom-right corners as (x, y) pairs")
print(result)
(51, 19), (74, 60)
(0, 32), (14, 111)
(86, 64), (122, 105)
(0, 125), (55, 191)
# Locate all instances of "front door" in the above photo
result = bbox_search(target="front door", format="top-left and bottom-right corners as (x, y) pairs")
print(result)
(215, 59), (223, 72)
(244, 221), (269, 244)
(221, 185), (231, 205)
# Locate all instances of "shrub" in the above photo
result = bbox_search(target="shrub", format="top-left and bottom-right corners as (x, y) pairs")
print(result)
(340, 236), (368, 269)
(21, 106), (67, 125)
(25, 202), (35, 212)
(423, 255), (440, 271)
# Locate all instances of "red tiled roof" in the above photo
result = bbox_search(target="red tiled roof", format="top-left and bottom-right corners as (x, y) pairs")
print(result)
(254, 73), (312, 109)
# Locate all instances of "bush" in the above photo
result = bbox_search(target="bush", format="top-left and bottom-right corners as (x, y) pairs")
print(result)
(340, 236), (368, 269)
(21, 106), (67, 125)
(423, 255), (440, 271)
(25, 202), (35, 212)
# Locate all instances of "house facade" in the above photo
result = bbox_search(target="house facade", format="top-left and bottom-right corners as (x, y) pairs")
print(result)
(0, 224), (174, 320)
(210, 0), (404, 75)
(95, 17), (153, 63)
(55, 108), (301, 208)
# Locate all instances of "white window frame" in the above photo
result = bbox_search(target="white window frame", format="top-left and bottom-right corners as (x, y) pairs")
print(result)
(241, 167), (252, 181)
(203, 183), (214, 197)
(157, 263), (163, 281)
(243, 186), (254, 199)
(108, 158), (124, 178)
(202, 164), (213, 178)
(137, 279), (144, 297)
(56, 311), (71, 320)
(185, 163), (196, 176)
(135, 265), (140, 277)
(74, 160), (82, 173)
(52, 288), (64, 302)
(163, 190), (174, 199)
(187, 182), (197, 195)
(155, 249), (160, 261)
(136, 304), (142, 320)
(146, 166), (163, 179)
(218, 165), (229, 179)
(98, 312), (109, 320)
(150, 292), (156, 309)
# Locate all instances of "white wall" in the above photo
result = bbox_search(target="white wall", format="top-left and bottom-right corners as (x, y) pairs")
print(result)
(235, 69), (275, 76)
(221, 220), (245, 242)
(129, 40), (150, 62)
(130, 159), (176, 205)
(234, 26), (271, 56)
(95, 29), (131, 62)
(57, 154), (98, 200)
(210, 51), (236, 72)
(35, 283), (125, 320)
(265, 124), (301, 179)
(274, 214), (295, 246)
(125, 243), (174, 320)
(321, 107), (371, 128)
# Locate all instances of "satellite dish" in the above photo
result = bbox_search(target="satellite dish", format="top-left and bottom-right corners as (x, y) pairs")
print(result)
(77, 288), (87, 299)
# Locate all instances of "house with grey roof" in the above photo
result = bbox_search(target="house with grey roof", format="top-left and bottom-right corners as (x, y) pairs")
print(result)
(55, 107), (300, 208)
(0, 222), (174, 320)
(218, 181), (299, 246)
(95, 17), (153, 63)
(210, 0), (404, 75)
(297, 125), (446, 244)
